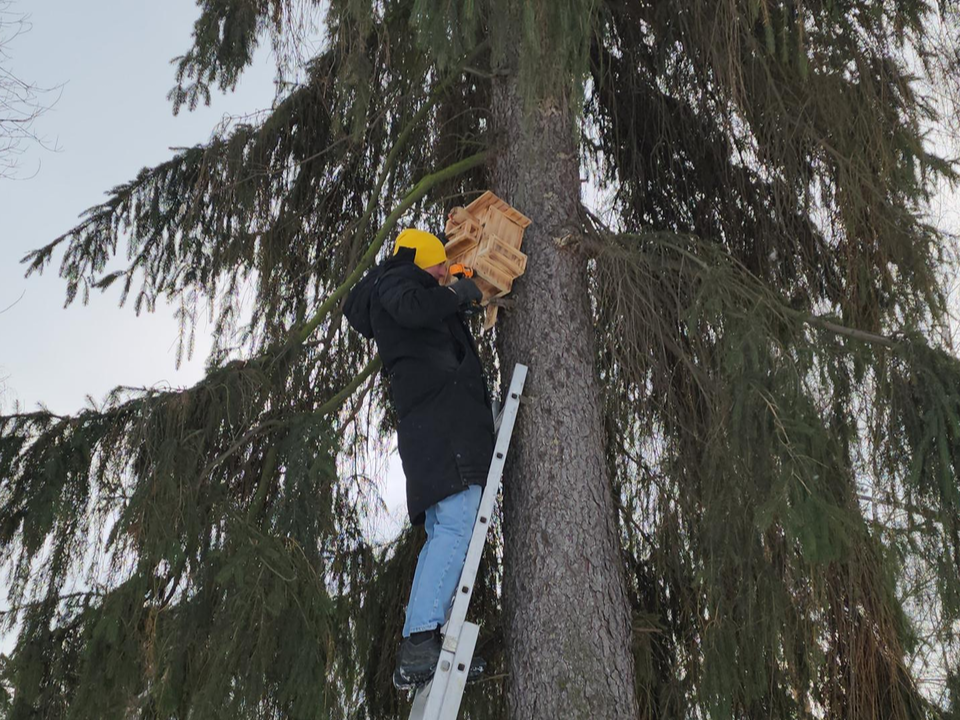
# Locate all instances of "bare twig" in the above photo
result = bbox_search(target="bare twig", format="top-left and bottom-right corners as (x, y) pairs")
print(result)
(0, 288), (24, 314)
(0, 2), (63, 178)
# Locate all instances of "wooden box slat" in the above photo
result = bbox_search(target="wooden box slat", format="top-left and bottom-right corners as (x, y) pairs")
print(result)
(466, 191), (532, 229)
(443, 234), (479, 260)
(473, 256), (514, 295)
(464, 191), (499, 217)
(472, 276), (500, 300)
(482, 304), (499, 331)
(477, 235), (527, 276)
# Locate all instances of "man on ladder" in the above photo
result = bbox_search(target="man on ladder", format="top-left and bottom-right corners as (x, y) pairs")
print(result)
(344, 227), (491, 690)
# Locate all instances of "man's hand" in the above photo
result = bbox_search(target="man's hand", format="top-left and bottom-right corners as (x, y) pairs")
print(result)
(449, 277), (483, 306)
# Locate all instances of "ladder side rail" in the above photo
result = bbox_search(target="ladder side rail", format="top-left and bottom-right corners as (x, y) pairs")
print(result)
(434, 622), (479, 719)
(441, 363), (526, 646)
(409, 679), (432, 718)
(419, 621), (479, 720)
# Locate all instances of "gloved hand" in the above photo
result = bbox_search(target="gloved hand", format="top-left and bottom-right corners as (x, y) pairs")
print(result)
(450, 277), (483, 306)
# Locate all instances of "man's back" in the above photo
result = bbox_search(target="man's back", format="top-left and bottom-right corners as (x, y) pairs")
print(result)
(343, 229), (494, 690)
(344, 251), (494, 523)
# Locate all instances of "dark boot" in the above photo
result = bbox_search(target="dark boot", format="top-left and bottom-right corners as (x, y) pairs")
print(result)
(393, 628), (442, 690)
(393, 629), (488, 690)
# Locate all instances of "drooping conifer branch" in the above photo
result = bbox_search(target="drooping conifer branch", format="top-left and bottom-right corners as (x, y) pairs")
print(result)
(313, 356), (382, 418)
(4, 138), (488, 537)
(0, 340), (383, 718)
(806, 315), (898, 349)
(590, 0), (954, 339)
(591, 229), (958, 716)
(295, 150), (488, 344)
(20, 29), (490, 363)
(341, 41), (489, 250)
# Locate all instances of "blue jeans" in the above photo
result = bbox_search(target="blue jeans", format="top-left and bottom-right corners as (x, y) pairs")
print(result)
(403, 485), (482, 636)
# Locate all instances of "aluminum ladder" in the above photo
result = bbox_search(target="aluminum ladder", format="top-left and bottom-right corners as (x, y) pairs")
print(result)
(408, 362), (528, 720)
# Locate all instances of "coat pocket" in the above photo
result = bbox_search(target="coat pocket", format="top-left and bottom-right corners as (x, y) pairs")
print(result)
(453, 452), (489, 487)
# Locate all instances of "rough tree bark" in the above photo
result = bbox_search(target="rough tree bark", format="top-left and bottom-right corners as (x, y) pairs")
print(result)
(490, 71), (640, 719)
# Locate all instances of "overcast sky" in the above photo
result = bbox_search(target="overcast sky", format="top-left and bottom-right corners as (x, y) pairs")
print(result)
(0, 0), (276, 412)
(0, 1), (406, 550)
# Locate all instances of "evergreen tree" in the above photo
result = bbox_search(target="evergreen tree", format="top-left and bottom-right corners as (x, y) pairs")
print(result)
(3, 1), (960, 718)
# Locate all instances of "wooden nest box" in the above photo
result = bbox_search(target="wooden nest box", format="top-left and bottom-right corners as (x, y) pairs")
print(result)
(443, 191), (531, 329)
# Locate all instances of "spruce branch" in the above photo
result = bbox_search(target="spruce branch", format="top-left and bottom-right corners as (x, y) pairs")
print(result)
(293, 150), (489, 344)
(246, 445), (279, 522)
(244, 355), (382, 521)
(0, 590), (104, 618)
(598, 229), (902, 351)
(311, 356), (382, 418)
(340, 42), (489, 256)
(198, 356), (383, 485)
(804, 315), (898, 348)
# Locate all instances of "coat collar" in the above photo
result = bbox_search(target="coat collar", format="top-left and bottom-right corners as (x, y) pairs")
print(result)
(380, 256), (440, 288)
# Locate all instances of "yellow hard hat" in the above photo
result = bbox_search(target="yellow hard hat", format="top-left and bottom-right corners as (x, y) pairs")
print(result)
(393, 228), (446, 269)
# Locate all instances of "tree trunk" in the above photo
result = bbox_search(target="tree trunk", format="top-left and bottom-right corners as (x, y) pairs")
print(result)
(491, 74), (640, 719)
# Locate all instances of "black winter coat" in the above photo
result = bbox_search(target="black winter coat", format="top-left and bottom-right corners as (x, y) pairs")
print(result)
(344, 253), (495, 525)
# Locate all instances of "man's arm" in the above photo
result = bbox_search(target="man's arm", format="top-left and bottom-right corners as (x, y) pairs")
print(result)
(377, 272), (461, 329)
